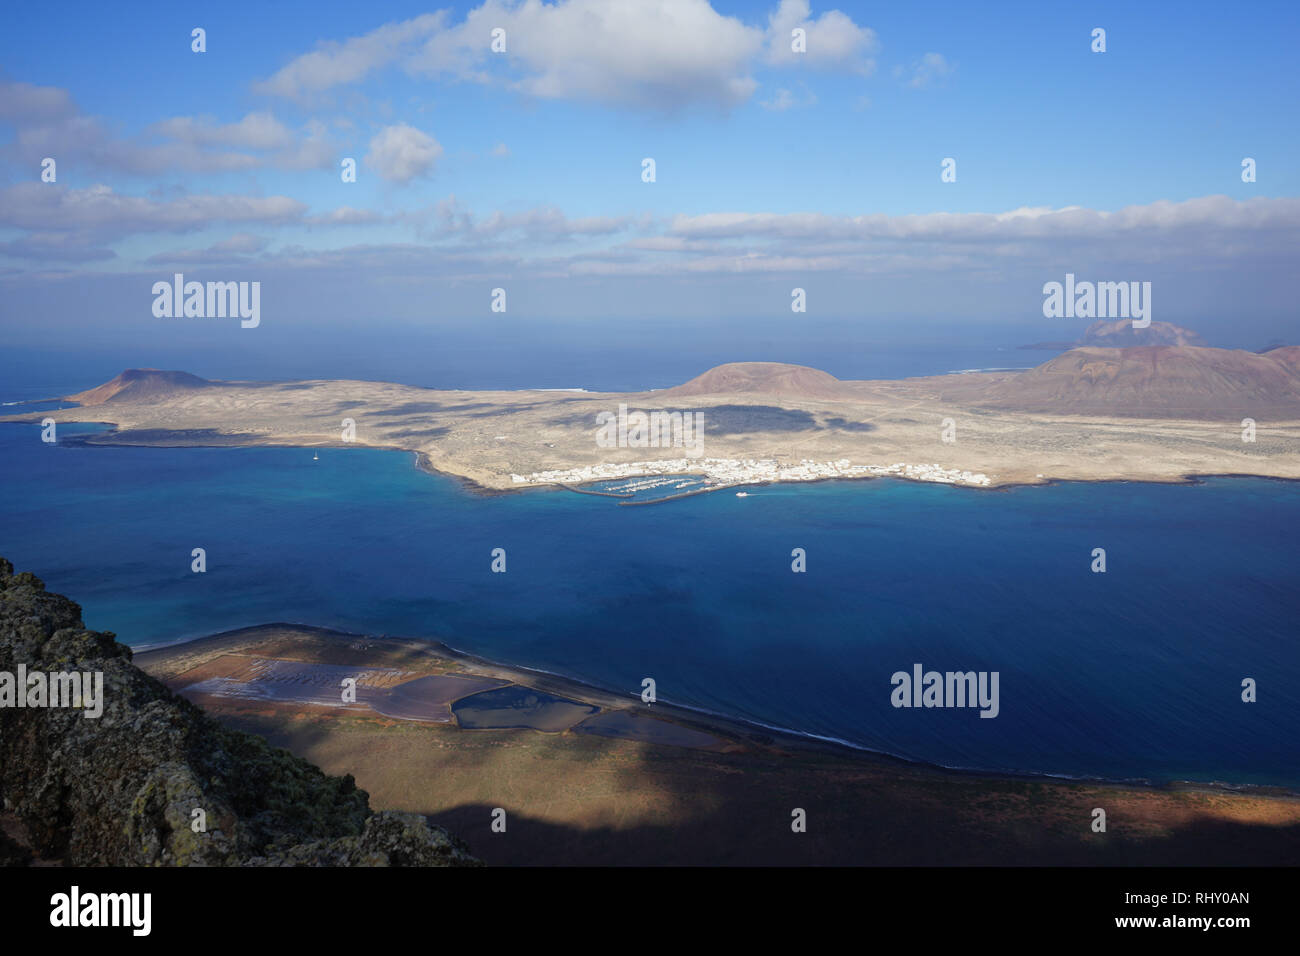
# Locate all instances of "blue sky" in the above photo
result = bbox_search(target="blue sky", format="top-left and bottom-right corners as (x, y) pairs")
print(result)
(1, 0), (1298, 353)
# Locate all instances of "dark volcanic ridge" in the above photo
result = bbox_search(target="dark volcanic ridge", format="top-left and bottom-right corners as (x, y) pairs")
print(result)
(0, 558), (479, 867)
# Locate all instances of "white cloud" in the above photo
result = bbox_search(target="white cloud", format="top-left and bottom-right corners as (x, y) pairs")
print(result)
(253, 12), (448, 101)
(149, 112), (294, 151)
(0, 81), (77, 123)
(422, 197), (632, 240)
(0, 183), (306, 238)
(647, 197), (1300, 279)
(364, 123), (442, 183)
(306, 206), (386, 226)
(8, 187), (1292, 288)
(0, 84), (336, 174)
(0, 231), (116, 263)
(761, 88), (797, 111)
(273, 119), (337, 170)
(668, 196), (1300, 242)
(900, 52), (955, 89)
(427, 0), (761, 109)
(210, 233), (268, 254)
(254, 1), (877, 111)
(760, 85), (816, 111)
(763, 0), (877, 73)
(144, 233), (270, 265)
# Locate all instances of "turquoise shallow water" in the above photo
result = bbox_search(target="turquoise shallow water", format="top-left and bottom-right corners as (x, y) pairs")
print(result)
(0, 420), (1297, 786)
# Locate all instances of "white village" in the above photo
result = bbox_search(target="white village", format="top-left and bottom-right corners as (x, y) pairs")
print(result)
(511, 458), (993, 494)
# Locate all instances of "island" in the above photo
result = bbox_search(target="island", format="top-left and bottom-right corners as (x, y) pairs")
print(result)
(4, 344), (1300, 497)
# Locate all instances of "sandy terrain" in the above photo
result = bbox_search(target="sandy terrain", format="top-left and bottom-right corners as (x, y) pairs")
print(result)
(137, 625), (1300, 866)
(139, 625), (735, 750)
(171, 653), (509, 722)
(6, 357), (1299, 493)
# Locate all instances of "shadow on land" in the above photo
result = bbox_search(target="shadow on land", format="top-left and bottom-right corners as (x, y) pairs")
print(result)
(224, 711), (1300, 868)
(428, 801), (1300, 867)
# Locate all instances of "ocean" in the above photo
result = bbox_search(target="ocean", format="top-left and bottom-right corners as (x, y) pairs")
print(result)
(0, 328), (1041, 397)
(1, 403), (1296, 787)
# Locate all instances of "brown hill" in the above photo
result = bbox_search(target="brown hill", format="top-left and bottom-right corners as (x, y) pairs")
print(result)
(947, 346), (1300, 417)
(1260, 345), (1300, 374)
(662, 362), (854, 401)
(67, 368), (212, 406)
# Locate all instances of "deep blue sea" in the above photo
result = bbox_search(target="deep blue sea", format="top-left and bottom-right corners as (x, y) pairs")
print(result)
(1, 350), (1297, 787)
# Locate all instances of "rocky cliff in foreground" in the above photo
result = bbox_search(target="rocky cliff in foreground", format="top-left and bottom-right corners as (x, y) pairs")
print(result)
(0, 558), (479, 866)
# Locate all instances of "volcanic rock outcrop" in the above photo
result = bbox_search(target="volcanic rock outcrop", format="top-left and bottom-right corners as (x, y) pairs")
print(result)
(0, 558), (479, 866)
